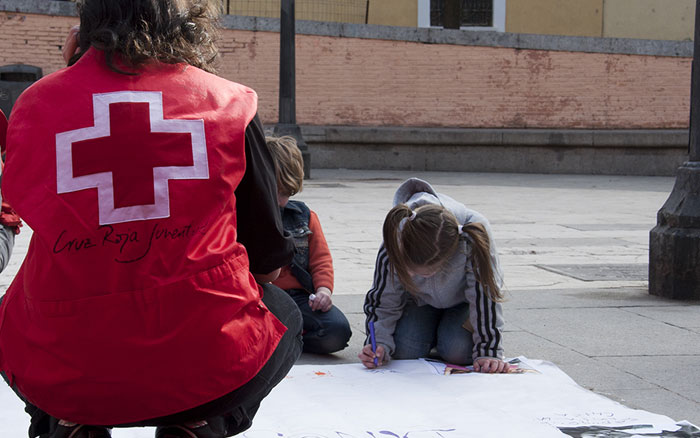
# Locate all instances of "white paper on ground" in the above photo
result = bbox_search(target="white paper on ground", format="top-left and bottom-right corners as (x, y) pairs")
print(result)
(243, 357), (684, 438)
(0, 357), (694, 438)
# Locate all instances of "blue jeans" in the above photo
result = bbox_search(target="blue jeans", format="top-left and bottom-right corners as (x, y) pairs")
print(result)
(393, 298), (474, 365)
(287, 288), (352, 354)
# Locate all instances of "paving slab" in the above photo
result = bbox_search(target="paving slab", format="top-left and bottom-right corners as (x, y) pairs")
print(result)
(610, 388), (700, 427)
(503, 330), (658, 391)
(535, 263), (648, 281)
(504, 287), (682, 309)
(501, 237), (641, 248)
(562, 224), (654, 231)
(501, 265), (577, 289)
(505, 307), (700, 356)
(623, 306), (700, 329)
(605, 356), (700, 404)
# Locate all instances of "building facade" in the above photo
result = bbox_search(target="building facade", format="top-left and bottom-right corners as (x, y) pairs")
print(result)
(226, 0), (695, 41)
(0, 1), (692, 175)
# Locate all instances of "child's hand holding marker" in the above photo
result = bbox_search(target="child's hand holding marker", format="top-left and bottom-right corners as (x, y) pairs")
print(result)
(359, 343), (386, 369)
(359, 320), (386, 369)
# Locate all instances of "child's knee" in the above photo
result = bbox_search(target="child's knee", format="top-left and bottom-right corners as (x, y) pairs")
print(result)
(436, 339), (473, 365)
(303, 329), (350, 354)
(393, 338), (432, 360)
(303, 316), (351, 353)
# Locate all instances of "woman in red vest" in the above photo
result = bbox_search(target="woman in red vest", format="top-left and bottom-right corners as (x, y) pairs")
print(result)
(0, 1), (301, 437)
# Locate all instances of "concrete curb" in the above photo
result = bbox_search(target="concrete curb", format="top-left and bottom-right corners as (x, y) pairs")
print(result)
(301, 125), (689, 148)
(298, 125), (689, 176)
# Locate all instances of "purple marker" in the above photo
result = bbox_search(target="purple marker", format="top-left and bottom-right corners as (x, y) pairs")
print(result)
(369, 320), (378, 366)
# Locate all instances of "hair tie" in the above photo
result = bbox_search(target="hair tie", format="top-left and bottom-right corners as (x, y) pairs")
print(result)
(458, 224), (468, 237)
(398, 210), (417, 236)
(398, 217), (409, 234)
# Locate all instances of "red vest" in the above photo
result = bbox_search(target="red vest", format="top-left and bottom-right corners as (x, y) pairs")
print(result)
(0, 49), (286, 425)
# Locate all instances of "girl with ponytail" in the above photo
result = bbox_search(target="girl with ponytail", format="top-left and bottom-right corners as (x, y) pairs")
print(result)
(359, 178), (508, 373)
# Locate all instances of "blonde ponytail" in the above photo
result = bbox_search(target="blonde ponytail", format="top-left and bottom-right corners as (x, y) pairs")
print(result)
(461, 222), (503, 302)
(383, 204), (416, 293)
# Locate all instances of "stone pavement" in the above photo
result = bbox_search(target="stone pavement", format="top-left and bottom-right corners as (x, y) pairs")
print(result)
(1, 169), (699, 427)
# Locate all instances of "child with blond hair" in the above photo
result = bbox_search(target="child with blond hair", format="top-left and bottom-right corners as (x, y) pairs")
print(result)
(266, 136), (352, 354)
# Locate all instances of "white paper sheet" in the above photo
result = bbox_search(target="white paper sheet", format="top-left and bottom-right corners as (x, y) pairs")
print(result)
(1, 357), (695, 437)
(243, 357), (684, 438)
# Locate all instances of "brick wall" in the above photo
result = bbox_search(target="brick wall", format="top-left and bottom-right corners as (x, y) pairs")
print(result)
(0, 12), (75, 77)
(0, 11), (691, 130)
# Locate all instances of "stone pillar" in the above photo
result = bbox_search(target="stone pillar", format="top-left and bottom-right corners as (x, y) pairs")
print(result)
(648, 0), (700, 299)
(274, 0), (311, 178)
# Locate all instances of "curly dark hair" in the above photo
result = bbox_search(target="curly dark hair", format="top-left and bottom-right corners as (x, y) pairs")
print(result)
(70, 0), (221, 74)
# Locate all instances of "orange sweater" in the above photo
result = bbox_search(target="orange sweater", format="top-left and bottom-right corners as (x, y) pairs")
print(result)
(272, 210), (334, 293)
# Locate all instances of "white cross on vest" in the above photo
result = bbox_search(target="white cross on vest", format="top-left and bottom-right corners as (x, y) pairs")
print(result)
(55, 91), (208, 225)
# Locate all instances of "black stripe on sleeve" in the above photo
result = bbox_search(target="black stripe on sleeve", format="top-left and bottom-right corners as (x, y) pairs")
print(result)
(474, 280), (486, 357)
(475, 280), (501, 358)
(363, 246), (390, 343)
(490, 299), (502, 357)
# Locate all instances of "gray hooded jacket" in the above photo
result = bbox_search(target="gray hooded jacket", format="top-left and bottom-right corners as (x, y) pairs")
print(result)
(363, 178), (504, 361)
